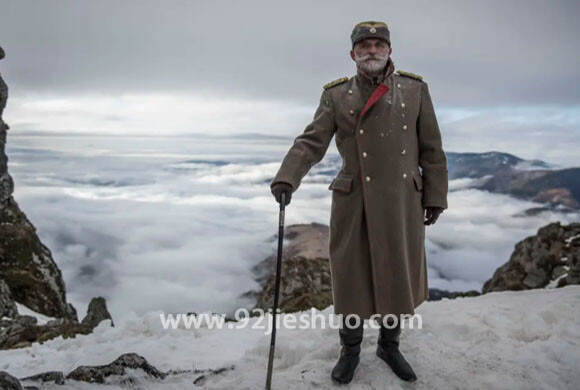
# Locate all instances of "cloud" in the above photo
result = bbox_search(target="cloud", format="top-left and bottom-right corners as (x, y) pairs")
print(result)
(5, 92), (314, 136)
(1, 0), (579, 106)
(9, 137), (580, 319)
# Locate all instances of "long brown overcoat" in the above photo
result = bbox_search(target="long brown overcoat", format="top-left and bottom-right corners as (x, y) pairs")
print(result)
(270, 58), (448, 320)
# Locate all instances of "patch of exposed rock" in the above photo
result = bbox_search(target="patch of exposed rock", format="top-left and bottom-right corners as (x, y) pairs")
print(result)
(66, 352), (167, 384)
(483, 221), (580, 293)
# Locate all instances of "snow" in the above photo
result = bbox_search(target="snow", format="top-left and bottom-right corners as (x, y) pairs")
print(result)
(2, 286), (579, 389)
(14, 302), (57, 325)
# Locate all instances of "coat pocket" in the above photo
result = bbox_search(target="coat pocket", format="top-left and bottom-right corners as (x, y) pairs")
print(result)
(328, 176), (353, 193)
(412, 171), (423, 191)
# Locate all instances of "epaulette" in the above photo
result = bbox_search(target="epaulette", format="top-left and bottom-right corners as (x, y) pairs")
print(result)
(396, 70), (423, 81)
(323, 77), (349, 90)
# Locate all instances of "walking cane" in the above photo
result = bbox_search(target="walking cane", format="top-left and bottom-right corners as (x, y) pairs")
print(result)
(265, 191), (286, 390)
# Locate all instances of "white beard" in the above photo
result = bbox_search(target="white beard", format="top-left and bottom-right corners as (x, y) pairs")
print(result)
(354, 52), (389, 76)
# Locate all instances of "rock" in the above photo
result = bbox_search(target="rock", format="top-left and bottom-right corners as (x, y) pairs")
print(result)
(20, 371), (65, 385)
(0, 315), (93, 350)
(254, 255), (333, 313)
(0, 199), (78, 321)
(66, 352), (166, 384)
(0, 52), (78, 322)
(483, 221), (580, 293)
(0, 371), (23, 390)
(81, 296), (114, 327)
(0, 296), (114, 350)
(193, 365), (235, 386)
(0, 278), (18, 318)
(428, 288), (481, 301)
(251, 223), (330, 285)
(0, 52), (98, 351)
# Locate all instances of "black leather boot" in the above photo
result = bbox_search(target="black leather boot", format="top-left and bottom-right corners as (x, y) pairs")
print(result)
(331, 318), (364, 384)
(376, 320), (417, 382)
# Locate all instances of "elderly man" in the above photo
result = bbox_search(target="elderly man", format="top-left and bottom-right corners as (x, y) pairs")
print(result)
(270, 21), (448, 384)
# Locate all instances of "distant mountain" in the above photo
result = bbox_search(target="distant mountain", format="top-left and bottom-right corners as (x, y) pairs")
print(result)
(304, 151), (580, 211)
(476, 167), (580, 210)
(446, 151), (551, 179)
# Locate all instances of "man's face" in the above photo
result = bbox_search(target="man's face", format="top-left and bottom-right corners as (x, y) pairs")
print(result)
(350, 38), (391, 75)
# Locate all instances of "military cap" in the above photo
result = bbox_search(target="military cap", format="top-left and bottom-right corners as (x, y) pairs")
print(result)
(0, 46), (4, 61)
(351, 21), (391, 48)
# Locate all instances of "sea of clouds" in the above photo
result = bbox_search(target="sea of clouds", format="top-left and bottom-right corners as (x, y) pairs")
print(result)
(6, 133), (579, 322)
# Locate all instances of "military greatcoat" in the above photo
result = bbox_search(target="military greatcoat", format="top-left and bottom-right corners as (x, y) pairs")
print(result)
(270, 58), (449, 319)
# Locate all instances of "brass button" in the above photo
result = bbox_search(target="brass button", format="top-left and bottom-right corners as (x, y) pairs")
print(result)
(401, 149), (406, 155)
(380, 132), (384, 137)
(402, 173), (407, 179)
(348, 89), (353, 95)
(401, 102), (405, 108)
(349, 109), (354, 115)
(359, 129), (364, 134)
(362, 152), (367, 158)
(403, 125), (407, 130)
(397, 83), (401, 88)
(365, 176), (371, 182)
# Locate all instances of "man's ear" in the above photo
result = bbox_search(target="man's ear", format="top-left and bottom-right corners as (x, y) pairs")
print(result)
(388, 47), (392, 55)
(349, 50), (355, 61)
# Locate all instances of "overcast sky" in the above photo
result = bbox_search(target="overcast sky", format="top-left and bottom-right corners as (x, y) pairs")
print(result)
(1, 0), (579, 154)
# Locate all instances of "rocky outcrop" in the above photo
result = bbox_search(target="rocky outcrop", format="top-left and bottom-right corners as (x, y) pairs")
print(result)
(248, 223), (332, 313)
(483, 221), (580, 293)
(250, 222), (330, 286)
(0, 278), (18, 318)
(0, 46), (79, 322)
(4, 352), (234, 388)
(20, 371), (65, 386)
(7, 353), (174, 388)
(254, 255), (333, 313)
(0, 201), (79, 321)
(246, 223), (480, 314)
(0, 47), (117, 353)
(81, 296), (114, 327)
(0, 296), (113, 350)
(66, 352), (167, 384)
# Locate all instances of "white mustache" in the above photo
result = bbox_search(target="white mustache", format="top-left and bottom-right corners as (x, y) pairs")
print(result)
(356, 53), (388, 61)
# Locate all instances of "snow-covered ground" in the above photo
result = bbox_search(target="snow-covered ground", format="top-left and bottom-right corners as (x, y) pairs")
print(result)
(2, 285), (579, 389)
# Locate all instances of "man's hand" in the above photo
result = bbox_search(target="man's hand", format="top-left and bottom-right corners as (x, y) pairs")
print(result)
(424, 207), (444, 225)
(271, 182), (293, 206)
